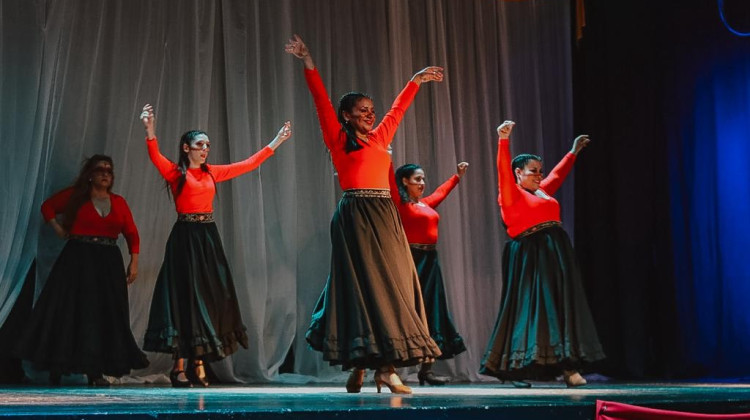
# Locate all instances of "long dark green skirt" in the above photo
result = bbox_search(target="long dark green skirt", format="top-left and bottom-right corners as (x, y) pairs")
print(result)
(410, 246), (466, 359)
(306, 191), (442, 370)
(14, 239), (149, 376)
(480, 225), (604, 380)
(143, 221), (248, 362)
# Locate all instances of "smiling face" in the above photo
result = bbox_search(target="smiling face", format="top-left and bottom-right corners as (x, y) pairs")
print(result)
(183, 134), (210, 167)
(402, 168), (426, 201)
(90, 160), (114, 190)
(515, 159), (543, 192)
(343, 97), (376, 138)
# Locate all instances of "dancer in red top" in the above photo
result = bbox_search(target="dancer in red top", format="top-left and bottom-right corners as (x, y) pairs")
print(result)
(139, 105), (291, 387)
(390, 162), (469, 385)
(286, 34), (442, 394)
(15, 155), (148, 385)
(480, 120), (604, 387)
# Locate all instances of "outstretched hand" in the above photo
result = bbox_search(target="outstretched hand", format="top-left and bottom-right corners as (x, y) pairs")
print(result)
(411, 66), (444, 86)
(497, 120), (515, 139)
(571, 134), (590, 155)
(457, 162), (469, 178)
(268, 121), (293, 151)
(285, 34), (315, 69)
(140, 104), (156, 138)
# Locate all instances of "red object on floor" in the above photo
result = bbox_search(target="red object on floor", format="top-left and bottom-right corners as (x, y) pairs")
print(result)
(596, 400), (750, 419)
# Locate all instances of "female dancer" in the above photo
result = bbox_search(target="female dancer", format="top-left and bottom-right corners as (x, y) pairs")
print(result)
(480, 120), (605, 387)
(285, 34), (442, 394)
(15, 155), (148, 386)
(390, 162), (469, 385)
(139, 104), (291, 387)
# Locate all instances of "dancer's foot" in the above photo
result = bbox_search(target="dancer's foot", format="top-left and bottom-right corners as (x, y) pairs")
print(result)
(374, 366), (412, 394)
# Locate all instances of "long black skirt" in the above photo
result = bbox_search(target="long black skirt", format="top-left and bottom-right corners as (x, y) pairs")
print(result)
(143, 221), (248, 362)
(410, 246), (467, 359)
(480, 225), (605, 380)
(14, 239), (149, 376)
(306, 191), (442, 370)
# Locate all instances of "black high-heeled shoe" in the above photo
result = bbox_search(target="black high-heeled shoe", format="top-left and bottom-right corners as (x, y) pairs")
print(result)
(187, 360), (209, 388)
(87, 374), (110, 387)
(418, 364), (448, 386)
(169, 369), (191, 388)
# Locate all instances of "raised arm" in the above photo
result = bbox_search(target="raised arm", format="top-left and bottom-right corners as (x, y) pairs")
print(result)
(539, 134), (588, 195)
(497, 121), (522, 208)
(286, 34), (340, 150)
(140, 104), (177, 181)
(374, 66), (444, 146)
(208, 122), (291, 182)
(422, 162), (467, 209)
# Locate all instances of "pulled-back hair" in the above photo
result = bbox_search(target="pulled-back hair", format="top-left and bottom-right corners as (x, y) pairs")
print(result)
(337, 92), (373, 153)
(61, 154), (114, 230)
(395, 163), (422, 204)
(173, 130), (213, 198)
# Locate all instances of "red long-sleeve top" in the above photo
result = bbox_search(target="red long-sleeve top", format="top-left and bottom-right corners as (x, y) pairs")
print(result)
(497, 138), (576, 238)
(146, 138), (274, 214)
(41, 188), (140, 254)
(389, 172), (460, 245)
(304, 67), (419, 190)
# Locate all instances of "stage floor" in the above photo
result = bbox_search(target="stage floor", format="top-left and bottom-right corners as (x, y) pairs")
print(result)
(1, 382), (749, 419)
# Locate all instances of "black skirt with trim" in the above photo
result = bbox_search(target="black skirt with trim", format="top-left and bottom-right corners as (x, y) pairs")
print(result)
(480, 225), (605, 380)
(143, 221), (248, 362)
(14, 239), (149, 376)
(410, 246), (466, 359)
(306, 192), (441, 370)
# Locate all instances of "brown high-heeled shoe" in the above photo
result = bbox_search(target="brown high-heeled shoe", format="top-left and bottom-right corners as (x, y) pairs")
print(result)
(346, 368), (365, 393)
(374, 367), (412, 394)
(562, 370), (587, 388)
(188, 359), (209, 388)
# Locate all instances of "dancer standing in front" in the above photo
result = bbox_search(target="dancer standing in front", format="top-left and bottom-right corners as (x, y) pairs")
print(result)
(390, 162), (469, 385)
(285, 34), (442, 394)
(480, 120), (604, 387)
(139, 104), (292, 387)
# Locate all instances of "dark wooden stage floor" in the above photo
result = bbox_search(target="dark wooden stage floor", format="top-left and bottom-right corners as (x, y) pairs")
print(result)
(1, 382), (749, 420)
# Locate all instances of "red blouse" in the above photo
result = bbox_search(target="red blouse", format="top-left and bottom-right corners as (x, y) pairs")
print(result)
(304, 67), (419, 190)
(497, 138), (576, 238)
(146, 138), (274, 214)
(41, 188), (140, 253)
(390, 173), (460, 245)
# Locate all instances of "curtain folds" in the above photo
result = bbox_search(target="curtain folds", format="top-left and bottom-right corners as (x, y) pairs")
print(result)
(0, 0), (573, 382)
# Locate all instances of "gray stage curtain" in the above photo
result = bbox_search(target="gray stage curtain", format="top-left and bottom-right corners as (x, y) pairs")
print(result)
(0, 0), (574, 383)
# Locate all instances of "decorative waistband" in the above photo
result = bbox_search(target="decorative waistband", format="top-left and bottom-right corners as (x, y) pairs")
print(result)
(70, 235), (117, 246)
(342, 189), (391, 198)
(410, 243), (437, 251)
(514, 221), (562, 239)
(177, 213), (215, 223)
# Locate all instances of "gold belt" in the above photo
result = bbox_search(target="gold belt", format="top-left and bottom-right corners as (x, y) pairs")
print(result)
(342, 189), (390, 198)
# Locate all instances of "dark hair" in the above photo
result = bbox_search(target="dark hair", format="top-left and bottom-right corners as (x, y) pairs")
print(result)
(511, 153), (542, 184)
(337, 92), (373, 153)
(61, 154), (114, 230)
(173, 130), (213, 198)
(395, 163), (422, 204)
